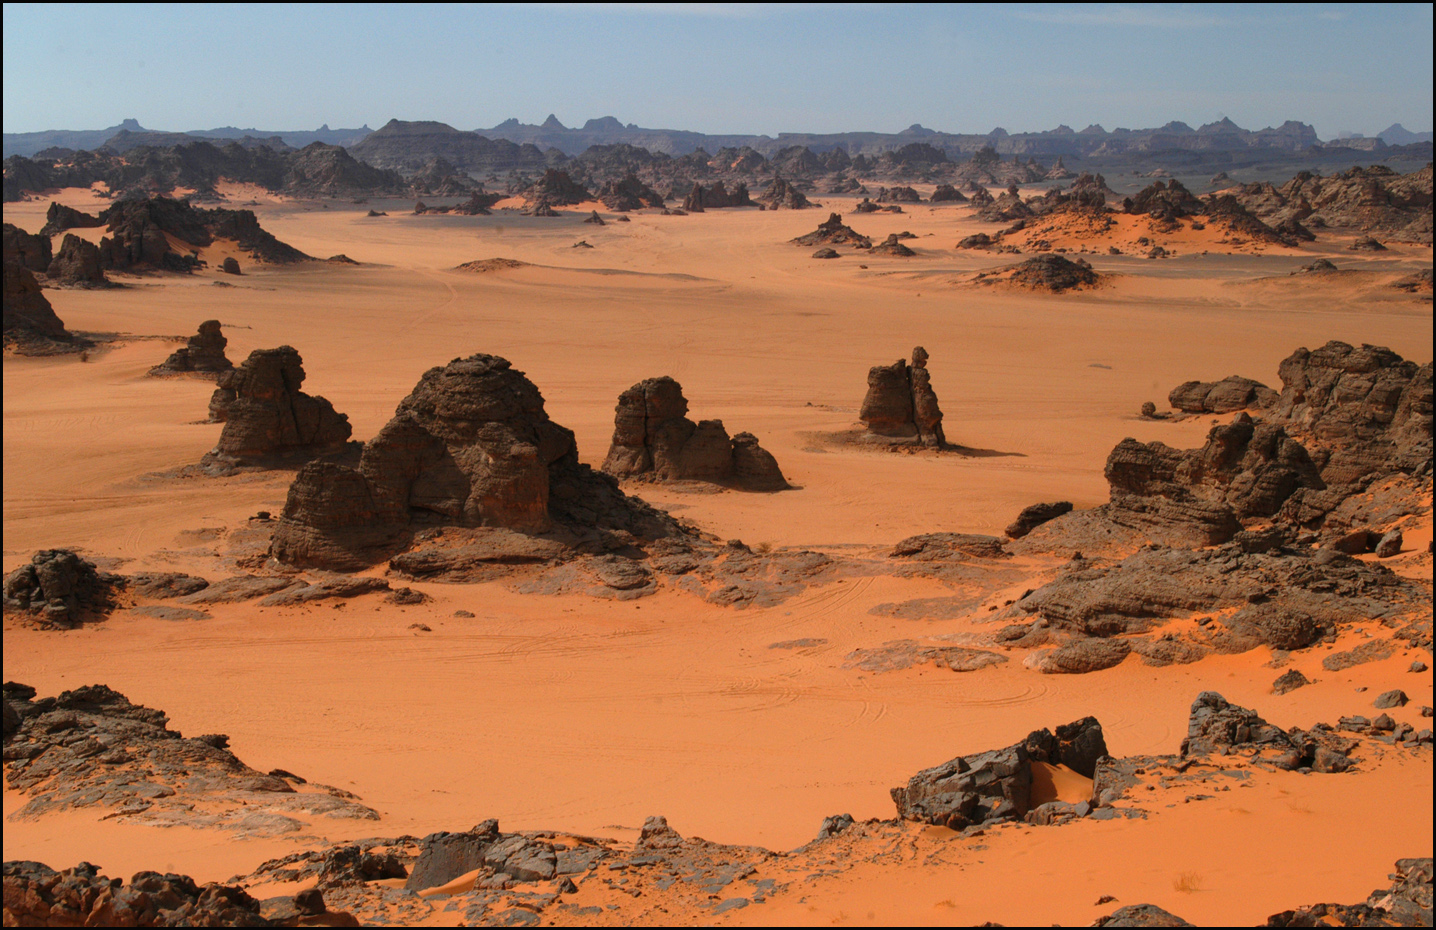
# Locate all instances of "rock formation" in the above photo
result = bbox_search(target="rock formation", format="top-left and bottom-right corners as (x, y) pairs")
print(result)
(149, 320), (232, 375)
(875, 186), (921, 203)
(3, 258), (73, 353)
(930, 184), (968, 203)
(3, 550), (123, 628)
(1103, 414), (1325, 545)
(790, 213), (872, 248)
(0, 861), (280, 928)
(269, 354), (683, 571)
(682, 181), (756, 212)
(1006, 501), (1073, 538)
(891, 717), (1107, 829)
(596, 173), (665, 211)
(1001, 255), (1100, 291)
(756, 177), (814, 209)
(859, 347), (946, 446)
(1167, 375), (1277, 413)
(203, 346), (351, 465)
(600, 377), (788, 490)
(45, 234), (107, 286)
(95, 196), (310, 272)
(870, 233), (916, 256)
(38, 201), (104, 237)
(521, 169), (590, 213)
(2, 222), (51, 272)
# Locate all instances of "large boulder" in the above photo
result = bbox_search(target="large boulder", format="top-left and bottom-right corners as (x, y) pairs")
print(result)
(1168, 375), (1278, 414)
(891, 717), (1106, 829)
(204, 346), (351, 464)
(150, 319), (232, 375)
(859, 347), (946, 446)
(270, 354), (683, 570)
(600, 377), (787, 490)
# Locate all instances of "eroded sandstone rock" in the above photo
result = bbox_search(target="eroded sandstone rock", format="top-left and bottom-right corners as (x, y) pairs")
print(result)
(859, 347), (946, 446)
(271, 354), (683, 571)
(150, 319), (232, 375)
(600, 376), (787, 490)
(203, 346), (351, 465)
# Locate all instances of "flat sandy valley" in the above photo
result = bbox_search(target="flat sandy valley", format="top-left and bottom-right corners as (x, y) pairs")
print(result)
(4, 187), (1433, 926)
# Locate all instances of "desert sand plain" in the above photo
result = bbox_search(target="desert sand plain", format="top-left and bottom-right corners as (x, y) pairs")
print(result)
(3, 183), (1433, 926)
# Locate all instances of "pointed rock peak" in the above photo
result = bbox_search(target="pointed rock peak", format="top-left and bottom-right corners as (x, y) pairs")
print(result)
(541, 114), (567, 130)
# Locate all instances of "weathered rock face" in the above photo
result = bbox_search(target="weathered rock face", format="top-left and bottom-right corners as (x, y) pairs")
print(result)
(600, 377), (787, 490)
(1168, 375), (1277, 414)
(270, 354), (683, 571)
(204, 346), (351, 463)
(0, 861), (277, 928)
(1269, 341), (1433, 484)
(3, 259), (72, 351)
(891, 717), (1106, 829)
(1104, 414), (1325, 545)
(859, 347), (946, 446)
(2, 222), (51, 272)
(3, 550), (123, 628)
(1180, 692), (1355, 773)
(1004, 254), (1100, 291)
(45, 233), (107, 286)
(522, 169), (590, 213)
(39, 201), (105, 237)
(150, 319), (232, 375)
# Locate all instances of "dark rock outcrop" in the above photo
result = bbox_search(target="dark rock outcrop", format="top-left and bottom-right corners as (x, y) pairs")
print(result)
(95, 196), (309, 272)
(930, 184), (968, 203)
(203, 346), (351, 465)
(1103, 414), (1325, 546)
(859, 346), (946, 446)
(39, 202), (104, 237)
(600, 377), (787, 490)
(891, 717), (1107, 828)
(790, 212), (871, 248)
(4, 257), (73, 352)
(756, 177), (814, 209)
(1, 861), (278, 928)
(1006, 501), (1073, 538)
(1003, 254), (1099, 291)
(3, 549), (123, 628)
(682, 180), (756, 212)
(596, 173), (665, 211)
(870, 233), (916, 256)
(1168, 375), (1278, 414)
(1180, 692), (1355, 773)
(270, 354), (683, 571)
(45, 234), (107, 286)
(1265, 857), (1433, 928)
(2, 222), (51, 272)
(150, 319), (233, 375)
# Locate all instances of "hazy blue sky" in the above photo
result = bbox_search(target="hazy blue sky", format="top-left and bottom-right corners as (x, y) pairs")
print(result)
(4, 3), (1432, 138)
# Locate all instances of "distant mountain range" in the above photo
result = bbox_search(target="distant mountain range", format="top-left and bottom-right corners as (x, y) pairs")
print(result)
(3, 120), (372, 158)
(5, 115), (1432, 161)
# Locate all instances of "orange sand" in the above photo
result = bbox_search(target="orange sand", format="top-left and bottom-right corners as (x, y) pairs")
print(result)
(3, 191), (1432, 922)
